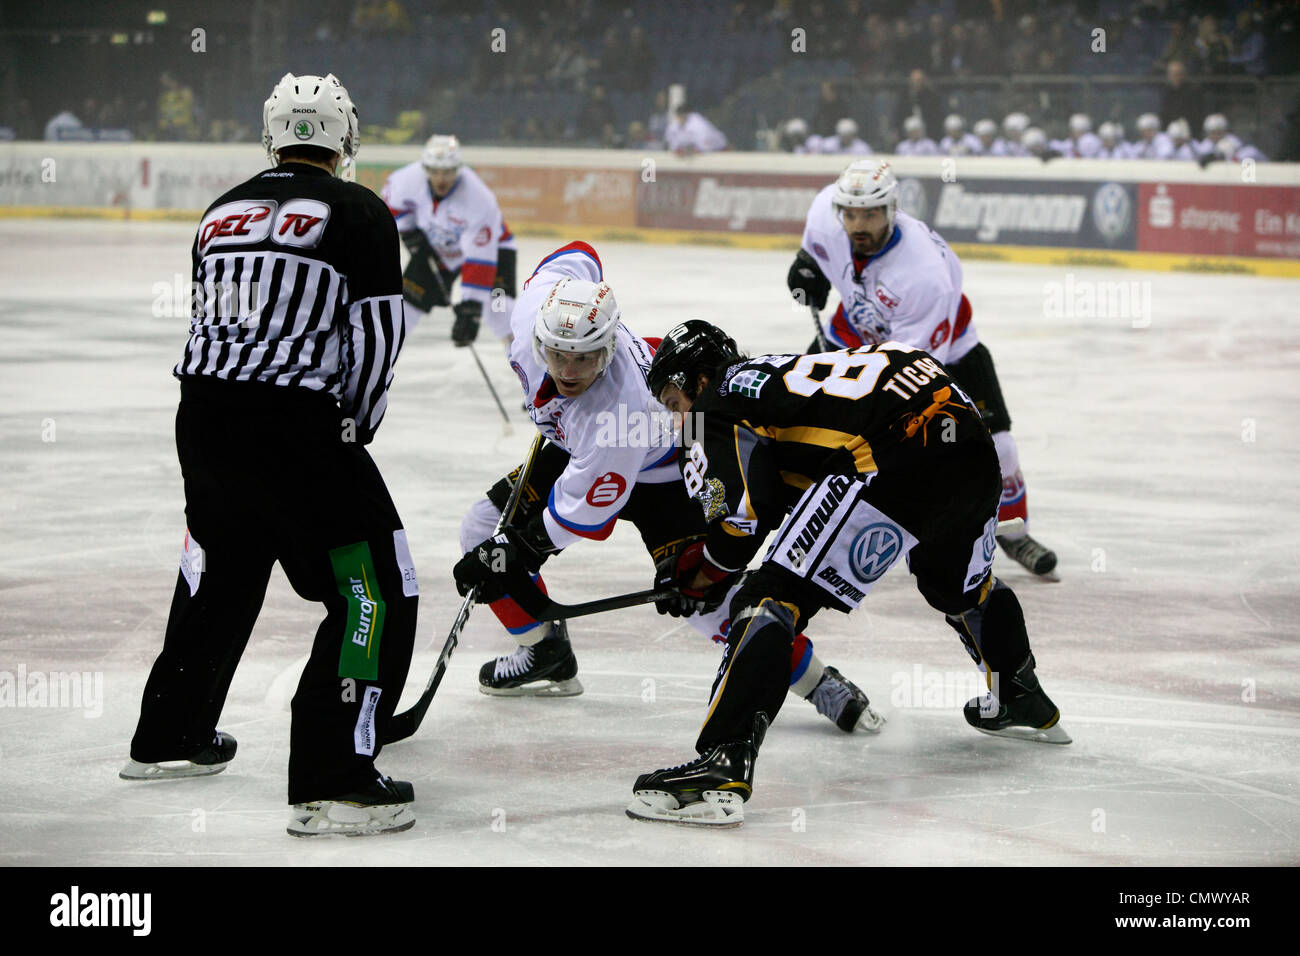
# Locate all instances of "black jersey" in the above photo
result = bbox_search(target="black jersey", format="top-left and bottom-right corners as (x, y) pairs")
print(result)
(682, 342), (991, 570)
(175, 162), (406, 441)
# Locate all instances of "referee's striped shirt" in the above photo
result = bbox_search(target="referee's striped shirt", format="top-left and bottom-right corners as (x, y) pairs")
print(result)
(176, 163), (407, 440)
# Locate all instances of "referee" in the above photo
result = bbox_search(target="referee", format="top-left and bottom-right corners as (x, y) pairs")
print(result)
(121, 74), (421, 837)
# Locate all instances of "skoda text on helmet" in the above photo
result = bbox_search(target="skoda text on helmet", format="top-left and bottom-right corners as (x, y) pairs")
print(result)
(533, 277), (621, 383)
(262, 73), (358, 176)
(832, 159), (899, 232)
(646, 319), (741, 406)
(421, 134), (463, 171)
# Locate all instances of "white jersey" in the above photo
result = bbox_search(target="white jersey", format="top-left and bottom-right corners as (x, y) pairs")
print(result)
(895, 137), (939, 156)
(1130, 133), (1173, 160)
(808, 134), (872, 154)
(801, 190), (977, 364)
(380, 162), (516, 310)
(939, 132), (982, 155)
(665, 112), (727, 152)
(507, 242), (679, 550)
(1061, 132), (1103, 158)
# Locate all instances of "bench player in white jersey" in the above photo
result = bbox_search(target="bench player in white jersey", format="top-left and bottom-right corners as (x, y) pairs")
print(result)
(451, 241), (883, 733)
(381, 134), (517, 347)
(787, 159), (1058, 576)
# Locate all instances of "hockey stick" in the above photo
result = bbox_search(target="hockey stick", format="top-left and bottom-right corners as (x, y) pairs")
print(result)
(382, 432), (546, 745)
(809, 305), (829, 352)
(427, 256), (514, 434)
(498, 578), (672, 622)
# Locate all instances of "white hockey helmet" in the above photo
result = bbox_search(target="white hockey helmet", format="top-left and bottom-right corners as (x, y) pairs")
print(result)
(973, 118), (997, 140)
(1098, 121), (1121, 144)
(533, 277), (621, 374)
(835, 117), (858, 140)
(1022, 127), (1048, 152)
(421, 134), (463, 171)
(262, 73), (358, 174)
(944, 113), (965, 136)
(903, 115), (925, 137)
(1136, 112), (1160, 133)
(784, 117), (809, 139)
(1002, 112), (1030, 137)
(1203, 113), (1229, 136)
(1069, 113), (1092, 135)
(1215, 133), (1242, 159)
(832, 159), (899, 230)
(1167, 118), (1191, 142)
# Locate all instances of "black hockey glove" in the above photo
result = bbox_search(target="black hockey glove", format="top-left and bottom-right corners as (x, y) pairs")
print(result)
(453, 522), (555, 603)
(653, 540), (739, 618)
(451, 299), (482, 347)
(787, 248), (831, 311)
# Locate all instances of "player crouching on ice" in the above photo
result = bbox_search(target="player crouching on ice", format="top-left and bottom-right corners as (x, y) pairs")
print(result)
(382, 134), (517, 348)
(451, 241), (883, 735)
(628, 321), (1070, 828)
(789, 159), (1057, 576)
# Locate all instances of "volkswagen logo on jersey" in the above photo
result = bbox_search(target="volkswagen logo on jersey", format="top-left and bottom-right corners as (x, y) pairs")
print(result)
(849, 522), (903, 584)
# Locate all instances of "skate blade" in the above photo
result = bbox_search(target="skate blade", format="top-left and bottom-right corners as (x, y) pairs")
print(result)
(119, 758), (230, 780)
(625, 790), (744, 828)
(286, 801), (416, 837)
(973, 720), (1072, 745)
(479, 677), (584, 698)
(855, 705), (887, 734)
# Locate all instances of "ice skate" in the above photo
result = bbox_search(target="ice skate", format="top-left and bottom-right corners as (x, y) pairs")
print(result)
(964, 655), (1070, 744)
(119, 732), (237, 780)
(807, 665), (885, 733)
(627, 713), (768, 828)
(996, 534), (1057, 576)
(478, 621), (582, 697)
(287, 774), (416, 837)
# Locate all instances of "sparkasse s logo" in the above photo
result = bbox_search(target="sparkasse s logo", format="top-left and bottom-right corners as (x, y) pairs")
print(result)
(585, 472), (626, 506)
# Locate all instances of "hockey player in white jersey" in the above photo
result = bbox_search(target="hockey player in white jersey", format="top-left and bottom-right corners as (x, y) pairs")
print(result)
(939, 114), (980, 155)
(451, 241), (884, 733)
(1131, 113), (1173, 159)
(787, 160), (1057, 575)
(895, 116), (938, 155)
(382, 134), (517, 346)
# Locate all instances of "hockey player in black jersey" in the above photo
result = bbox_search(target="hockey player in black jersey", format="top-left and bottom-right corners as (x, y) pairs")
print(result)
(121, 73), (420, 837)
(628, 320), (1069, 827)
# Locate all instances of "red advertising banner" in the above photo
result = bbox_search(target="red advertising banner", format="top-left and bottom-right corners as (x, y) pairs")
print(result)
(1137, 183), (1300, 259)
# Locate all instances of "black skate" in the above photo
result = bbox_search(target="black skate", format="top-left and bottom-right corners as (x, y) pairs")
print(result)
(626, 713), (769, 828)
(288, 774), (415, 837)
(807, 665), (885, 733)
(478, 621), (582, 697)
(997, 534), (1058, 576)
(964, 654), (1071, 744)
(119, 731), (237, 780)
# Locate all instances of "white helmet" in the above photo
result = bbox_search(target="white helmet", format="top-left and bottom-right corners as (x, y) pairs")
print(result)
(1098, 121), (1121, 144)
(421, 134), (463, 171)
(944, 113), (965, 136)
(784, 117), (809, 138)
(903, 115), (925, 136)
(1068, 113), (1092, 135)
(1167, 118), (1191, 142)
(533, 277), (621, 374)
(1203, 113), (1229, 136)
(1002, 112), (1030, 137)
(1215, 133), (1242, 159)
(833, 159), (898, 230)
(1022, 127), (1047, 152)
(1136, 112), (1160, 132)
(262, 73), (358, 174)
(835, 117), (858, 140)
(974, 118), (997, 139)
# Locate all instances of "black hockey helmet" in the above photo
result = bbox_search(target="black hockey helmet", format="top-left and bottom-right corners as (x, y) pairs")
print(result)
(647, 319), (741, 404)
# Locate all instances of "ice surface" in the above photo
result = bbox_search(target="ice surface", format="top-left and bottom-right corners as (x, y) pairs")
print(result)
(1, 219), (1297, 865)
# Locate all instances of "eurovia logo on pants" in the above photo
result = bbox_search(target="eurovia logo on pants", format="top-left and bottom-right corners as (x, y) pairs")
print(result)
(330, 542), (385, 681)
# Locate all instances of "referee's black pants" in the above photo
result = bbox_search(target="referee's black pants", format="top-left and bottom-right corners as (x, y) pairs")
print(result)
(129, 377), (418, 804)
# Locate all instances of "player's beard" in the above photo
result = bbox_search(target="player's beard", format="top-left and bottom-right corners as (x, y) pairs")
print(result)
(851, 226), (888, 257)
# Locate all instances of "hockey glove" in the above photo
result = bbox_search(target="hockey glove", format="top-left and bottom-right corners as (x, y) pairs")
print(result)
(453, 523), (554, 603)
(787, 248), (831, 311)
(451, 299), (483, 347)
(653, 540), (739, 618)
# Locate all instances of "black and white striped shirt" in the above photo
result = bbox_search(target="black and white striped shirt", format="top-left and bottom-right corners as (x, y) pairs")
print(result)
(176, 163), (407, 441)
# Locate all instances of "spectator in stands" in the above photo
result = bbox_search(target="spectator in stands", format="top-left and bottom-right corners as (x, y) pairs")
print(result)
(619, 26), (656, 92)
(964, 20), (1001, 75)
(625, 120), (653, 150)
(665, 101), (728, 153)
(351, 0), (410, 35)
(856, 13), (897, 76)
(648, 89), (671, 148)
(1190, 15), (1232, 74)
(891, 69), (943, 143)
(156, 72), (197, 142)
(1157, 19), (1197, 72)
(576, 84), (617, 142)
(812, 82), (849, 137)
(1227, 10), (1267, 76)
(890, 17), (924, 73)
(923, 13), (952, 75)
(1159, 61), (1204, 127)
(1008, 14), (1041, 73)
